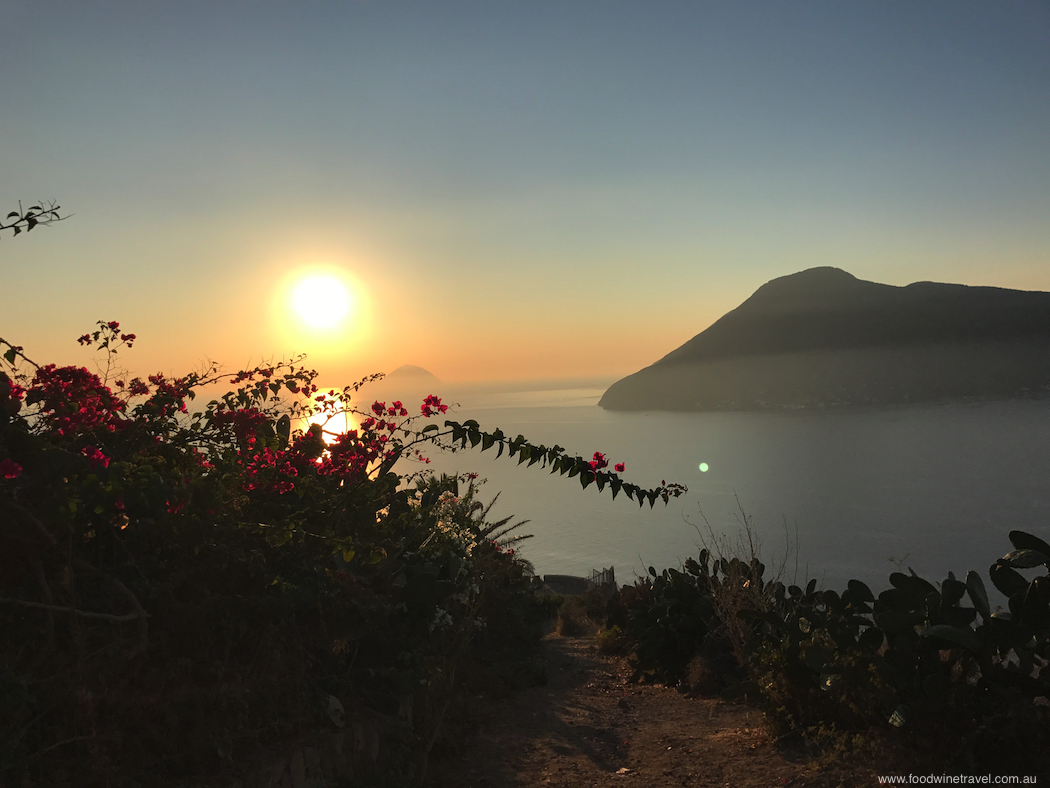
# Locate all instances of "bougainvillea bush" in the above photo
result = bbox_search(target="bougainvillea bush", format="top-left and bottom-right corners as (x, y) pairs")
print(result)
(0, 322), (684, 787)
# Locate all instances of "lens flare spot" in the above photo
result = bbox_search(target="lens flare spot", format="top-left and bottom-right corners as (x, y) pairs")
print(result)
(698, 462), (709, 473)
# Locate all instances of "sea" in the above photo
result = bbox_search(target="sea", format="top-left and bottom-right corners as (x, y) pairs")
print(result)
(417, 388), (1050, 602)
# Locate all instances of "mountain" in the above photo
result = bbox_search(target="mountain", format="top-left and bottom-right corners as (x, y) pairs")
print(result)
(599, 267), (1050, 411)
(385, 365), (441, 385)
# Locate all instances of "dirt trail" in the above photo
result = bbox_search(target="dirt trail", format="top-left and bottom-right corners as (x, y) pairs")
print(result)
(424, 633), (880, 788)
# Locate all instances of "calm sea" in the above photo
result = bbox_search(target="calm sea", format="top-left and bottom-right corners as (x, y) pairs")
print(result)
(421, 389), (1050, 599)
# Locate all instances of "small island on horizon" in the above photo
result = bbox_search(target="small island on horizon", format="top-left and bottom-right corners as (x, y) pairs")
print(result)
(599, 267), (1050, 412)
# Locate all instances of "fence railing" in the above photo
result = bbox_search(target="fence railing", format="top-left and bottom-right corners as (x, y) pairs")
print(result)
(588, 566), (615, 587)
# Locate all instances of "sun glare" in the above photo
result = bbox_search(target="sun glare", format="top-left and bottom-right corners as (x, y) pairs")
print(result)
(291, 274), (353, 330)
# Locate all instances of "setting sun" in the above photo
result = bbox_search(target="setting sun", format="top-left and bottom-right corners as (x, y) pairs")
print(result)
(291, 274), (353, 330)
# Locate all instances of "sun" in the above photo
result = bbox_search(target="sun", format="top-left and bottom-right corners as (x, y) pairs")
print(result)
(291, 274), (353, 330)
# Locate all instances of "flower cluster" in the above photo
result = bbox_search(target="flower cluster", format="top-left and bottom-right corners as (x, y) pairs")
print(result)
(587, 451), (626, 474)
(77, 320), (136, 349)
(26, 364), (126, 437)
(315, 428), (389, 482)
(0, 371), (25, 417)
(81, 445), (110, 470)
(372, 400), (408, 418)
(414, 490), (480, 557)
(240, 447), (299, 494)
(0, 457), (21, 479)
(211, 406), (270, 447)
(421, 395), (448, 417)
(429, 607), (454, 633)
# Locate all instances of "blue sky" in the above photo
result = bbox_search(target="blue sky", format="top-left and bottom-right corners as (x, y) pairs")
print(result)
(3, 1), (1048, 384)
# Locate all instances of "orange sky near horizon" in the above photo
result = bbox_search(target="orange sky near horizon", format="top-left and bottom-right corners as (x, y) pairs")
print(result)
(3, 3), (1048, 391)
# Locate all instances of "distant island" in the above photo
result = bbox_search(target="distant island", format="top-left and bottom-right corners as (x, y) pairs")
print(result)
(385, 364), (441, 385)
(599, 267), (1050, 412)
(363, 364), (442, 400)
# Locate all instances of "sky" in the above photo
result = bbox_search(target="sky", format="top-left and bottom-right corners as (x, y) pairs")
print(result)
(3, 1), (1048, 389)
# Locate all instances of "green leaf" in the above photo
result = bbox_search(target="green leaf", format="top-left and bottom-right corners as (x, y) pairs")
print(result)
(874, 609), (924, 634)
(847, 579), (875, 604)
(965, 570), (990, 620)
(1008, 530), (1050, 558)
(3, 348), (16, 364)
(803, 645), (834, 673)
(920, 624), (981, 654)
(421, 424), (439, 433)
(989, 563), (1029, 597)
(999, 549), (1049, 569)
(481, 433), (494, 451)
(858, 625), (885, 652)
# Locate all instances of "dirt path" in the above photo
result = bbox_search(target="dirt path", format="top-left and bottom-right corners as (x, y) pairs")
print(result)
(425, 633), (881, 788)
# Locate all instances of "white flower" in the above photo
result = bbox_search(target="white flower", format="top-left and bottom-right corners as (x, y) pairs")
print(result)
(429, 607), (454, 632)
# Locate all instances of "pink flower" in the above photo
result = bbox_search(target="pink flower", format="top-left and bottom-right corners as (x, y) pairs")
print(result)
(81, 445), (110, 469)
(588, 452), (609, 472)
(0, 457), (22, 479)
(421, 395), (448, 417)
(614, 462), (625, 472)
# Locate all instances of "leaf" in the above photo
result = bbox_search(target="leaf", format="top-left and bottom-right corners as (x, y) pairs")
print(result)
(989, 563), (1030, 598)
(4, 348), (16, 363)
(847, 579), (875, 604)
(858, 625), (885, 652)
(1008, 530), (1050, 558)
(940, 575), (968, 607)
(999, 549), (1049, 569)
(965, 570), (990, 620)
(874, 609), (924, 634)
(803, 645), (834, 673)
(920, 624), (981, 654)
(421, 424), (439, 433)
(481, 433), (494, 451)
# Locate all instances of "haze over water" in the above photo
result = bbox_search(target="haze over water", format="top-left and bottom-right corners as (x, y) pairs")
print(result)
(422, 389), (1050, 599)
